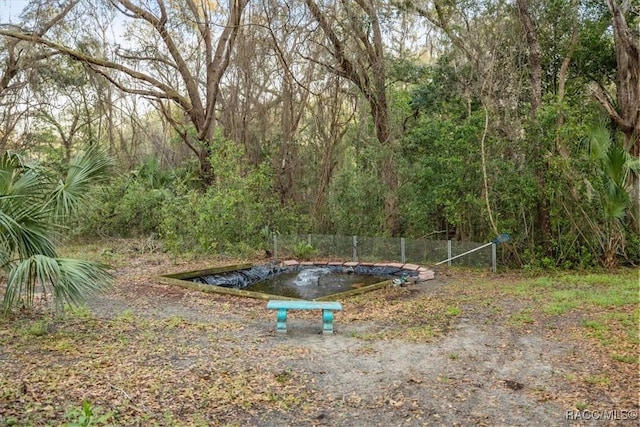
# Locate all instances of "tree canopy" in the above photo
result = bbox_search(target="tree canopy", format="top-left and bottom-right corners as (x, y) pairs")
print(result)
(0, 0), (638, 268)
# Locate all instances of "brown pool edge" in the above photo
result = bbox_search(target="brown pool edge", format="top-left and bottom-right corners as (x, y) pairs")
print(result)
(154, 260), (435, 302)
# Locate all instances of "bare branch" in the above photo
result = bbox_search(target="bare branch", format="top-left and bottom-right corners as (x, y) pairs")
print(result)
(590, 82), (634, 134)
(116, 0), (204, 120)
(0, 30), (192, 111)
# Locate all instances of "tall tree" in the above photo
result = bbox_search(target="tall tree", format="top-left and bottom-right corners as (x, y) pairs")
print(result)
(0, 0), (80, 151)
(0, 0), (249, 183)
(303, 0), (401, 235)
(515, 0), (552, 253)
(310, 75), (355, 231)
(515, 0), (542, 120)
(591, 0), (640, 157)
(591, 0), (639, 231)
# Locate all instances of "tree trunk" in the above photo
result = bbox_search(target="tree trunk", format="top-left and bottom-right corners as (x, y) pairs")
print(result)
(0, 0), (248, 186)
(516, 0), (552, 254)
(371, 100), (400, 236)
(198, 146), (214, 186)
(607, 0), (640, 232)
(516, 0), (542, 121)
(304, 0), (400, 236)
(313, 138), (336, 232)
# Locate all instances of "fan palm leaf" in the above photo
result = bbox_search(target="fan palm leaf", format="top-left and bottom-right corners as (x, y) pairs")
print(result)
(49, 144), (113, 220)
(0, 208), (56, 262)
(3, 255), (111, 313)
(588, 126), (632, 221)
(1, 145), (113, 313)
(0, 157), (56, 263)
(586, 125), (636, 266)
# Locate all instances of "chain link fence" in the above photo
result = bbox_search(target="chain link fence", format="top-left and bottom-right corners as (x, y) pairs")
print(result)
(273, 234), (497, 271)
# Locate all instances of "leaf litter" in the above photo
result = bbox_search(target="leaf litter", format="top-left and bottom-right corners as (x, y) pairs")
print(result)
(0, 239), (638, 426)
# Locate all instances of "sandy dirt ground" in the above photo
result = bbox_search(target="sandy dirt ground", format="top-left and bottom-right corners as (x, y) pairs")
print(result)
(82, 249), (638, 426)
(1, 244), (638, 426)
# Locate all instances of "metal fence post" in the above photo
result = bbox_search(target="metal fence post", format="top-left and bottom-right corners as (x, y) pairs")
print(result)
(447, 240), (452, 266)
(492, 242), (497, 273)
(308, 234), (312, 245)
(353, 235), (358, 262)
(401, 238), (406, 263)
(273, 233), (278, 260)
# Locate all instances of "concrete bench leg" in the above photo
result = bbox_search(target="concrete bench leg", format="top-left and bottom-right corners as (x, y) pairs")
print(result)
(322, 309), (334, 334)
(276, 309), (287, 333)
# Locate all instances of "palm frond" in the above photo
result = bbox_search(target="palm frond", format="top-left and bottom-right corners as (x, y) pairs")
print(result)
(0, 151), (27, 174)
(53, 258), (113, 308)
(0, 166), (56, 262)
(0, 148), (114, 315)
(0, 209), (56, 263)
(588, 125), (611, 161)
(602, 145), (628, 186)
(2, 255), (112, 313)
(49, 145), (113, 219)
(602, 183), (629, 220)
(0, 152), (44, 194)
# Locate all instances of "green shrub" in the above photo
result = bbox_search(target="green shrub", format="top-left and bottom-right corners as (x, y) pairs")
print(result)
(159, 136), (310, 255)
(75, 175), (172, 238)
(291, 241), (317, 260)
(623, 229), (640, 266)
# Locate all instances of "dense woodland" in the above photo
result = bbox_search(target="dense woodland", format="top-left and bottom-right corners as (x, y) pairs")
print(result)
(0, 0), (638, 270)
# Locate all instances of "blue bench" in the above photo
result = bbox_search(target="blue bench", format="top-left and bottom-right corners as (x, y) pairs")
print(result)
(266, 300), (343, 334)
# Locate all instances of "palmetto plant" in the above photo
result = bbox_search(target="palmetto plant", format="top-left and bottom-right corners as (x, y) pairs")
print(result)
(0, 146), (113, 313)
(586, 126), (640, 267)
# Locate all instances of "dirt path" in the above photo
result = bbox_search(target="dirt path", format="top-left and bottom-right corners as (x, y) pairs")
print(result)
(88, 289), (568, 425)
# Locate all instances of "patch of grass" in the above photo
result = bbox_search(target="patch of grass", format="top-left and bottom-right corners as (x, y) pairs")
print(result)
(114, 332), (130, 347)
(275, 370), (294, 384)
(501, 271), (638, 311)
(22, 319), (50, 337)
(499, 281), (544, 303)
(602, 311), (637, 327)
(43, 337), (75, 353)
(114, 309), (136, 323)
(558, 272), (636, 308)
(66, 306), (93, 319)
(543, 299), (576, 316)
(576, 401), (588, 410)
(564, 373), (577, 381)
(558, 271), (635, 286)
(542, 289), (578, 316)
(584, 375), (610, 386)
(2, 416), (19, 426)
(527, 277), (557, 288)
(582, 319), (607, 331)
(349, 331), (377, 341)
(611, 353), (638, 364)
(582, 319), (612, 345)
(64, 401), (114, 427)
(489, 305), (503, 315)
(163, 315), (187, 328)
(445, 306), (462, 316)
(587, 291), (634, 306)
(403, 325), (438, 342)
(508, 309), (535, 325)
